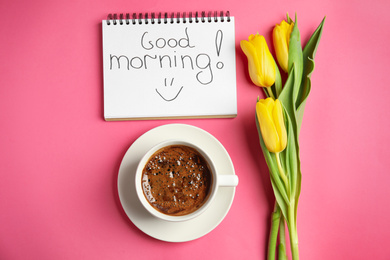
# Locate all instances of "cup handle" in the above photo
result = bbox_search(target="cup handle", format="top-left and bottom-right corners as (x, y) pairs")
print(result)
(218, 175), (239, 187)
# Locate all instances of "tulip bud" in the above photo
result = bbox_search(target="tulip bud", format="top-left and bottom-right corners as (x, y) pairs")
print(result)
(273, 20), (294, 73)
(240, 34), (276, 88)
(256, 98), (287, 153)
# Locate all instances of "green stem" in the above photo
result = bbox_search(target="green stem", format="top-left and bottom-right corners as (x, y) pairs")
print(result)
(278, 217), (287, 260)
(266, 87), (276, 99)
(288, 203), (299, 260)
(268, 203), (281, 260)
(275, 152), (289, 195)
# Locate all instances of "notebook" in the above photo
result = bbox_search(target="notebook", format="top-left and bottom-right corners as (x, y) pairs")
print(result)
(102, 11), (237, 121)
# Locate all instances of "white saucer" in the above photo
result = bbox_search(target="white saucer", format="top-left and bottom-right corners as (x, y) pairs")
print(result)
(117, 124), (236, 242)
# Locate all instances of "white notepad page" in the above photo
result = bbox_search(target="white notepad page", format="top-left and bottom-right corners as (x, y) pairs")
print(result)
(102, 12), (237, 120)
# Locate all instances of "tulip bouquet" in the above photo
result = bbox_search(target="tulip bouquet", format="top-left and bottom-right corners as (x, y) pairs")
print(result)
(240, 14), (325, 260)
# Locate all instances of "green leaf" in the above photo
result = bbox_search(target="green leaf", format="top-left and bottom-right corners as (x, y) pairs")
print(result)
(286, 13), (292, 24)
(279, 65), (298, 136)
(278, 68), (302, 215)
(255, 113), (289, 219)
(287, 14), (303, 104)
(296, 17), (326, 134)
(294, 161), (302, 225)
(284, 108), (301, 213)
(270, 174), (288, 221)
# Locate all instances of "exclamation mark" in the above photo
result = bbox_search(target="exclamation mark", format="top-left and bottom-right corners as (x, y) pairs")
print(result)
(215, 30), (224, 69)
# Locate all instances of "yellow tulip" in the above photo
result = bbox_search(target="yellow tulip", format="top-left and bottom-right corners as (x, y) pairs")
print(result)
(240, 34), (276, 88)
(256, 98), (287, 153)
(273, 20), (294, 73)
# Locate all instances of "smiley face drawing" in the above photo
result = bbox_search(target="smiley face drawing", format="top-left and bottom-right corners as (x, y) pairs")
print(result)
(155, 78), (184, 102)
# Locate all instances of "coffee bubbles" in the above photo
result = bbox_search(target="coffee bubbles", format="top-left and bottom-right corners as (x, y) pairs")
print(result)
(141, 145), (212, 216)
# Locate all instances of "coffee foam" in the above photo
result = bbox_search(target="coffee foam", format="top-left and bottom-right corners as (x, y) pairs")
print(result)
(141, 145), (212, 216)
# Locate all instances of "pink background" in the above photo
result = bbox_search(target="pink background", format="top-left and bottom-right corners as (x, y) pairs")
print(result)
(1, 0), (389, 259)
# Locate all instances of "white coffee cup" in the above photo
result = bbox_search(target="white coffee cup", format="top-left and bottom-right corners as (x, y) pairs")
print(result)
(135, 139), (239, 222)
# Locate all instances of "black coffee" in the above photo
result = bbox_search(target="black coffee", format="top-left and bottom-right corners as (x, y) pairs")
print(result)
(141, 145), (212, 216)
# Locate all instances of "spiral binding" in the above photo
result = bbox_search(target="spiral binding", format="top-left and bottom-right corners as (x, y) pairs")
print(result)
(106, 11), (231, 25)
